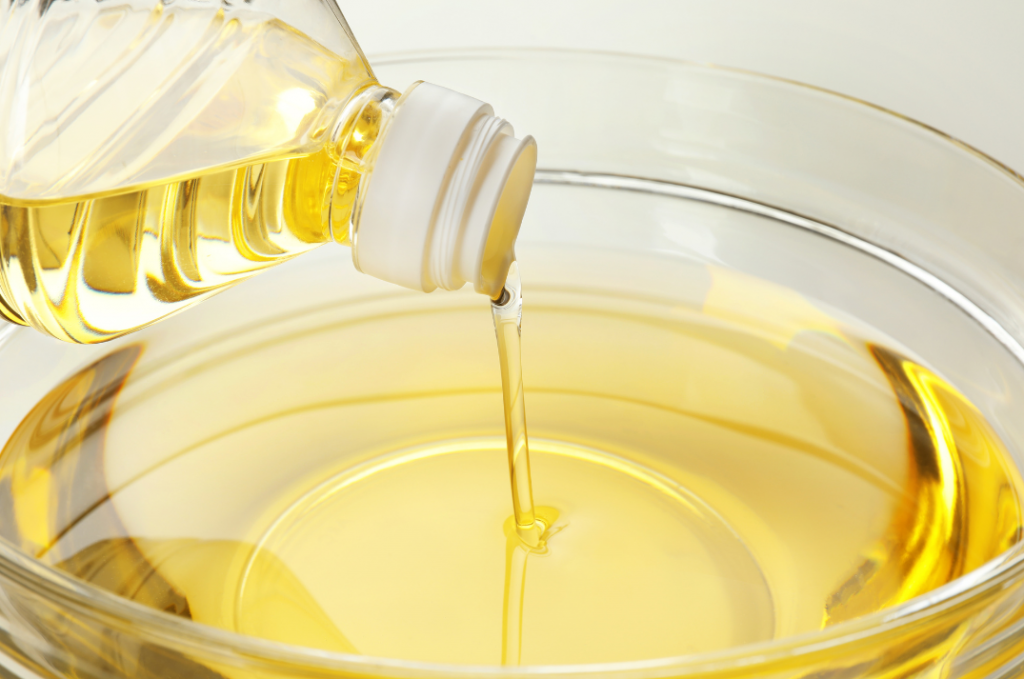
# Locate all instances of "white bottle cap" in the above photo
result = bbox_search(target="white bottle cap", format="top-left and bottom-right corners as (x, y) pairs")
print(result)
(352, 82), (537, 299)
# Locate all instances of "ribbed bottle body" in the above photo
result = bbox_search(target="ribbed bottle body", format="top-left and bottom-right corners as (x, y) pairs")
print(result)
(0, 2), (387, 342)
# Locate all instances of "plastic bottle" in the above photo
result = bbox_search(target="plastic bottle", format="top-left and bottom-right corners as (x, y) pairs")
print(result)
(0, 0), (537, 343)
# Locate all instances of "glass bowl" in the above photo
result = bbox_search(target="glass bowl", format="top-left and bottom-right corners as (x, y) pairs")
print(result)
(2, 49), (1024, 679)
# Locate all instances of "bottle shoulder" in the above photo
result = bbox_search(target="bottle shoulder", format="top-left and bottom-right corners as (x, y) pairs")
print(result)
(0, 3), (373, 203)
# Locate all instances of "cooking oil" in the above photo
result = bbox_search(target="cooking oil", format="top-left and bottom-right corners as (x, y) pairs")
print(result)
(0, 265), (1020, 668)
(0, 5), (383, 343)
(491, 263), (544, 547)
(491, 262), (559, 664)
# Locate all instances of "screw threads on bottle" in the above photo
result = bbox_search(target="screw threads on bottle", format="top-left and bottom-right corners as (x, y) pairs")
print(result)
(430, 114), (511, 291)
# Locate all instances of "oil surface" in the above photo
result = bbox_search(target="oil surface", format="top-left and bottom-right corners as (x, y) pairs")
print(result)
(0, 5), (381, 342)
(0, 268), (1022, 668)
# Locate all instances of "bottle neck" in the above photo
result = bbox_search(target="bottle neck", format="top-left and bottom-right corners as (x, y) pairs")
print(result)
(341, 82), (537, 298)
(322, 84), (400, 246)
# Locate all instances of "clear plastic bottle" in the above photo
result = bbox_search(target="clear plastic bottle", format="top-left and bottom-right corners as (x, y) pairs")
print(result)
(0, 0), (537, 343)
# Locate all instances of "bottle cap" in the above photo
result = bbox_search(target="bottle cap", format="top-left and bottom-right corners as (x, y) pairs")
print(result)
(352, 82), (537, 299)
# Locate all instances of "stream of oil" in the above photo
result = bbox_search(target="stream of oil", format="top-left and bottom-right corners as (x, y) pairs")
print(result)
(491, 263), (560, 664)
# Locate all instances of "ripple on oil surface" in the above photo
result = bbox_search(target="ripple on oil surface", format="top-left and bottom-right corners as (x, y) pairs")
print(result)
(242, 438), (775, 665)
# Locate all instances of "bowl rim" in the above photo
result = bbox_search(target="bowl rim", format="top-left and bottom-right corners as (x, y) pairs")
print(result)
(2, 47), (1024, 678)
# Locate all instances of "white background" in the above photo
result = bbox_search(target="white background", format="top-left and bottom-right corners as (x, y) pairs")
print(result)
(343, 1), (1024, 174)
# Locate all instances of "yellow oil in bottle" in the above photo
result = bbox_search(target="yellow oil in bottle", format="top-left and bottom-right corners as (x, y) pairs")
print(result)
(0, 7), (387, 343)
(0, 266), (1020, 670)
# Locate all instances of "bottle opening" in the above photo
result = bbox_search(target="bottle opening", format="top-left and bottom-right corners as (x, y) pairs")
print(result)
(351, 83), (537, 298)
(477, 139), (538, 299)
